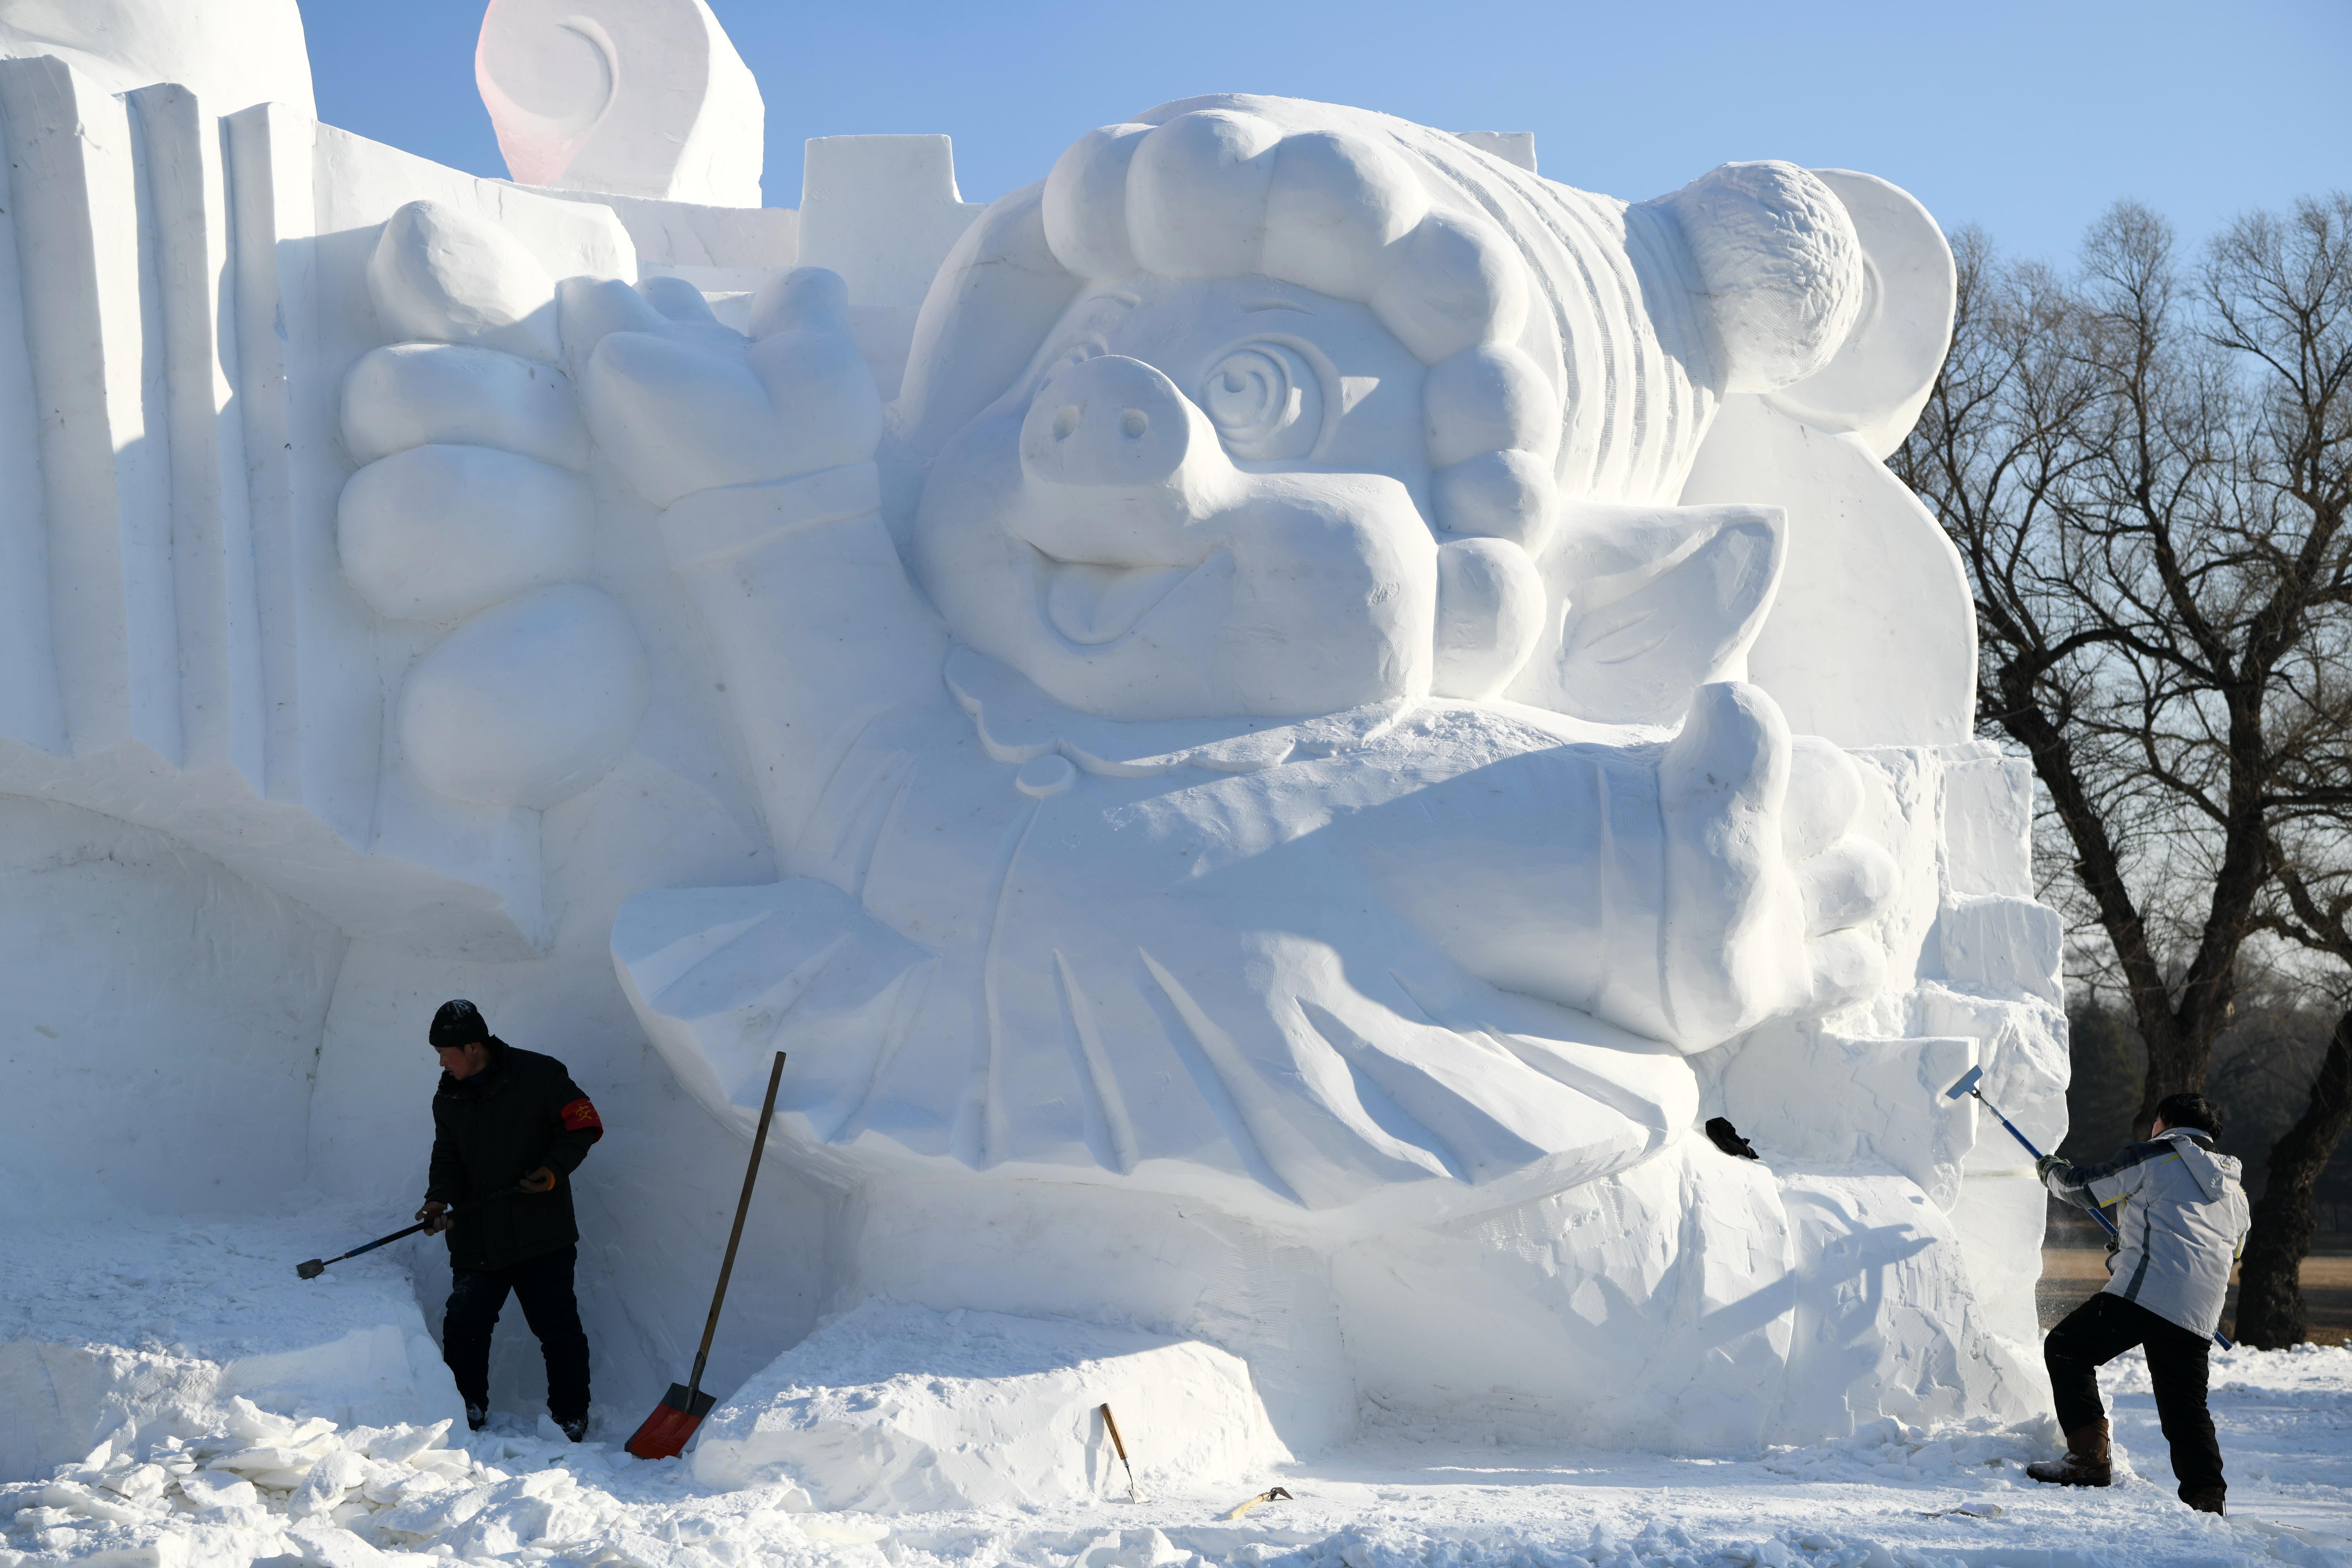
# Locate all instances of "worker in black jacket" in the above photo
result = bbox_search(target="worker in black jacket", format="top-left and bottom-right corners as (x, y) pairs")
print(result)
(415, 999), (603, 1440)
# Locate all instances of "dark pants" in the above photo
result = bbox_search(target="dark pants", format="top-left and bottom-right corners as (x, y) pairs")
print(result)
(2045, 1292), (2223, 1499)
(442, 1244), (590, 1424)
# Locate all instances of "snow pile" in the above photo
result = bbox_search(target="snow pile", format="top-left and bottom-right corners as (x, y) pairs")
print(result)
(692, 1299), (1294, 1510)
(3, 1406), (869, 1568)
(0, 1212), (465, 1483)
(2, 1397), (487, 1565)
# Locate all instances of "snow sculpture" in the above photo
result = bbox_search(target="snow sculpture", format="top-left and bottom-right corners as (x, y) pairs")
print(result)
(591, 104), (1919, 1203)
(0, 0), (2066, 1471)
(332, 91), (2044, 1445)
(477, 0), (764, 207)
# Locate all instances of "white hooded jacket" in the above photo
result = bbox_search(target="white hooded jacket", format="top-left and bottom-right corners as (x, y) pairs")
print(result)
(2044, 1128), (2250, 1338)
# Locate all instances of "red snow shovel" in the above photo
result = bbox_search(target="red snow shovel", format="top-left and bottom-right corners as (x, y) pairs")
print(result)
(626, 1051), (787, 1460)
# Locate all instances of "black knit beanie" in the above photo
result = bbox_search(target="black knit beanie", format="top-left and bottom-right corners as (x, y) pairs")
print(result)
(430, 999), (489, 1048)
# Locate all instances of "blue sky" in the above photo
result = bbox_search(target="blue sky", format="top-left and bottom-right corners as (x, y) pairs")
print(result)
(300, 0), (2347, 268)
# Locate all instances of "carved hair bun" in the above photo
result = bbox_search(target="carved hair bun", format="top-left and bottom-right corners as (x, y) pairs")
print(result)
(1652, 161), (1865, 395)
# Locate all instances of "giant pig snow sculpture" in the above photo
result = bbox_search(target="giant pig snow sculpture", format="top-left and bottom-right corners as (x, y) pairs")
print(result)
(346, 96), (2032, 1446)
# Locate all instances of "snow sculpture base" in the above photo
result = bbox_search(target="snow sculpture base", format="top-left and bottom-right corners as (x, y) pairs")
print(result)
(631, 738), (2060, 1464)
(691, 1301), (1291, 1510)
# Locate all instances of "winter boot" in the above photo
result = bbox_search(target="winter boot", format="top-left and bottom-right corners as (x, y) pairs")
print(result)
(465, 1403), (488, 1432)
(558, 1415), (588, 1443)
(2181, 1486), (2225, 1515)
(2026, 1420), (2112, 1487)
(2023, 1420), (2116, 1495)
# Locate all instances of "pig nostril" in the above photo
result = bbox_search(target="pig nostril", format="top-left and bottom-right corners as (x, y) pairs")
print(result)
(1119, 408), (1148, 439)
(1051, 404), (1081, 441)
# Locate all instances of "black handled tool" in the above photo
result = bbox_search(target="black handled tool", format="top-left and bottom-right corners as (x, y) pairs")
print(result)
(296, 1185), (525, 1279)
(297, 1220), (430, 1279)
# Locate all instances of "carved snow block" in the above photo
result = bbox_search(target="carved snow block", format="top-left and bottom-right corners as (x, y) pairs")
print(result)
(690, 1299), (1290, 1511)
(1720, 1025), (1978, 1208)
(1937, 893), (2063, 1005)
(1942, 752), (2033, 899)
(1914, 985), (2067, 1171)
(798, 135), (984, 398)
(1773, 1170), (2042, 1440)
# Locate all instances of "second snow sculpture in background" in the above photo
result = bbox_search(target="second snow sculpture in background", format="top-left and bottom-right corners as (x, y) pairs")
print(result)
(476, 0), (765, 207)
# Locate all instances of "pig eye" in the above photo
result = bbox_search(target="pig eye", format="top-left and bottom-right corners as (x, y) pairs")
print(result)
(1040, 340), (1103, 386)
(1200, 342), (1323, 462)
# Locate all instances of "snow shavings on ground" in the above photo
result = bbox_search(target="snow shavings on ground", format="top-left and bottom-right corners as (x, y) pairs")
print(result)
(9, 1387), (2348, 1568)
(4, 1213), (2351, 1568)
(1757, 1415), (2058, 1486)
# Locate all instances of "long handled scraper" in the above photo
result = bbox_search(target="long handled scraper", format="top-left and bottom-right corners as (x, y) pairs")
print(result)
(627, 1051), (788, 1459)
(296, 1219), (431, 1279)
(296, 1186), (523, 1279)
(1945, 1064), (2233, 1348)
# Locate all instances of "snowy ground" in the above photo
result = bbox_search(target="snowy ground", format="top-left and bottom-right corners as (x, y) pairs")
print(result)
(5, 1213), (2350, 1568)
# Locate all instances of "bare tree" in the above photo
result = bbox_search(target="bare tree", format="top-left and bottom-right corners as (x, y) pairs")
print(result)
(2242, 861), (2352, 1345)
(2224, 195), (2352, 1345)
(1892, 194), (2352, 1344)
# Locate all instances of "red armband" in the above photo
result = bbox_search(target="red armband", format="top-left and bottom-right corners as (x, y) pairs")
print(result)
(559, 1097), (604, 1139)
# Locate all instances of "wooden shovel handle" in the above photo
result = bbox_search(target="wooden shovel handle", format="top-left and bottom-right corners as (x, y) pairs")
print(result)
(1100, 1402), (1133, 1465)
(685, 1051), (787, 1402)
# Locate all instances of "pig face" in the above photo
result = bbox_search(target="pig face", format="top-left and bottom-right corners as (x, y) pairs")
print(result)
(912, 272), (1445, 722)
(898, 98), (1941, 730)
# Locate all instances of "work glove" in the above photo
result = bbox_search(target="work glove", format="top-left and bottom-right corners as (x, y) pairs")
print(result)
(2034, 1154), (2064, 1182)
(415, 1199), (452, 1234)
(520, 1166), (557, 1195)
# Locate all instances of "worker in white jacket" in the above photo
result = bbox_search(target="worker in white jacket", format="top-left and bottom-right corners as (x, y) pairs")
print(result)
(2030, 1092), (2250, 1514)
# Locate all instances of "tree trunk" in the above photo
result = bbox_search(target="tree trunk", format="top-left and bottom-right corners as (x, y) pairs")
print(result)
(2234, 1009), (2352, 1348)
(2134, 1024), (2218, 1143)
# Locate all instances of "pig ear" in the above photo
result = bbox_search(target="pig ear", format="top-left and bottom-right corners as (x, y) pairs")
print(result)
(889, 181), (1081, 467)
(1504, 501), (1786, 727)
(1763, 169), (1958, 458)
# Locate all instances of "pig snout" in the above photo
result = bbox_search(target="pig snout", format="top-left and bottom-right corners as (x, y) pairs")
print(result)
(1016, 355), (1241, 563)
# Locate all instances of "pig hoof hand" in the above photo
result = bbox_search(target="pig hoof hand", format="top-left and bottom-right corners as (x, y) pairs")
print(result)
(1658, 681), (1898, 1048)
(578, 266), (883, 509)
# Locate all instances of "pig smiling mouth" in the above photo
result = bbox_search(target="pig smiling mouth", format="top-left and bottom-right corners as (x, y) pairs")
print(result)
(1040, 556), (1213, 646)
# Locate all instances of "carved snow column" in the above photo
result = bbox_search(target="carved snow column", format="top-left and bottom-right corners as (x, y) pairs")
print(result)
(0, 0), (313, 117)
